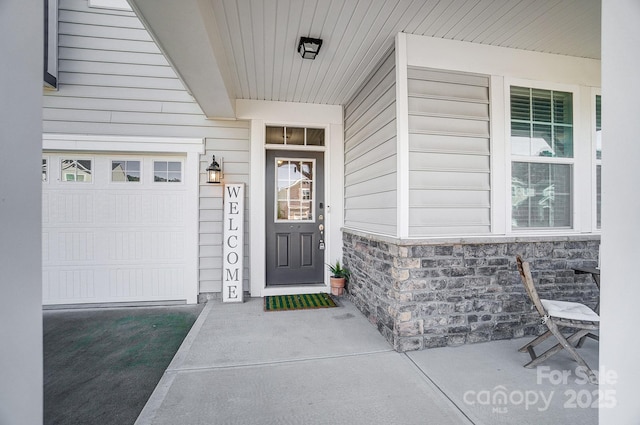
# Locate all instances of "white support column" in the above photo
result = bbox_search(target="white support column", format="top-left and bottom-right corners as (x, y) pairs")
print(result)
(249, 118), (266, 297)
(327, 121), (345, 280)
(395, 32), (410, 239)
(600, 1), (640, 422)
(573, 86), (591, 233)
(490, 75), (507, 235)
(185, 150), (201, 303)
(0, 1), (43, 423)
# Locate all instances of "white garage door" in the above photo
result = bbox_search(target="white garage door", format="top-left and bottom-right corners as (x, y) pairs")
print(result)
(42, 153), (190, 305)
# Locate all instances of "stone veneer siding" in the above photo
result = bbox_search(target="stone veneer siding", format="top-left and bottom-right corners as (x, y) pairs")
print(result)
(342, 230), (600, 352)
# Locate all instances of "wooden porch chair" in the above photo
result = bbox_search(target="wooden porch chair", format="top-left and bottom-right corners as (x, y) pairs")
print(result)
(516, 255), (600, 384)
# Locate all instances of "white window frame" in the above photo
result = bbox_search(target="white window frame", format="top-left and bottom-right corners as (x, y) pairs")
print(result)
(505, 79), (581, 234)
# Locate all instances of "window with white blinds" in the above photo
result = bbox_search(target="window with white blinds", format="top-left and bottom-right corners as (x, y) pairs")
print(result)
(510, 86), (574, 229)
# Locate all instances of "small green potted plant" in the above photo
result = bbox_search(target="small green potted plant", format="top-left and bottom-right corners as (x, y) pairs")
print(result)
(328, 260), (350, 296)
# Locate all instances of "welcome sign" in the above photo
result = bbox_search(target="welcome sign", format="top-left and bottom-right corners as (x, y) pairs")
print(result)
(222, 183), (244, 303)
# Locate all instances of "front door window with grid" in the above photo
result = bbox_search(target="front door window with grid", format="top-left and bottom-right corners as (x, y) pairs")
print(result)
(511, 86), (573, 229)
(276, 159), (314, 221)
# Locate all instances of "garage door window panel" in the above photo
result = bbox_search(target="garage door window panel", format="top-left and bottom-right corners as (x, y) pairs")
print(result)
(61, 159), (92, 183)
(154, 161), (182, 183)
(112, 160), (141, 182)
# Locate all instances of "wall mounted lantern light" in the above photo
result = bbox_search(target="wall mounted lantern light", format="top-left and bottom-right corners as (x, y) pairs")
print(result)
(298, 37), (323, 59)
(206, 155), (222, 184)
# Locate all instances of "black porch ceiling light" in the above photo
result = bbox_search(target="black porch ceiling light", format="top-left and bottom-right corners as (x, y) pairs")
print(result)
(298, 37), (323, 59)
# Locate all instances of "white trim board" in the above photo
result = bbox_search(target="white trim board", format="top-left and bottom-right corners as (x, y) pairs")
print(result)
(405, 34), (600, 88)
(43, 134), (204, 153)
(236, 99), (342, 125)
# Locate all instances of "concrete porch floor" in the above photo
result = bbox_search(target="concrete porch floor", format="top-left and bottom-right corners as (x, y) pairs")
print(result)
(135, 297), (599, 425)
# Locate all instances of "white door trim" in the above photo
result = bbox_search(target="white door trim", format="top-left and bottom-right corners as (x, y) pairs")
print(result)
(240, 100), (344, 298)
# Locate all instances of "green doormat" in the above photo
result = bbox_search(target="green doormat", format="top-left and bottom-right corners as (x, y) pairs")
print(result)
(264, 293), (337, 311)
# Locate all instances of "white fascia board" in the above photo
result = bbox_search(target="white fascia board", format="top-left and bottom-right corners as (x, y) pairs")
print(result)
(236, 99), (343, 125)
(43, 134), (204, 154)
(129, 0), (236, 119)
(406, 34), (600, 88)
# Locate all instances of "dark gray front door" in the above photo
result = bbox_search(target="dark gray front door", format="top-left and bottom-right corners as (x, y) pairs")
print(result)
(266, 150), (325, 285)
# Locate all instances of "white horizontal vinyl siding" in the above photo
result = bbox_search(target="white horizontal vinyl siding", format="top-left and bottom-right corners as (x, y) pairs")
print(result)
(199, 132), (250, 294)
(43, 0), (235, 138)
(344, 49), (397, 236)
(407, 67), (491, 236)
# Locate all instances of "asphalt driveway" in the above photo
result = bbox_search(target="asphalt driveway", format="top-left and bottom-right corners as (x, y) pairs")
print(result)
(43, 304), (204, 425)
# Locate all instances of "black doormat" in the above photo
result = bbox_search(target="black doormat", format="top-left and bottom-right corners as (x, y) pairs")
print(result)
(264, 293), (337, 311)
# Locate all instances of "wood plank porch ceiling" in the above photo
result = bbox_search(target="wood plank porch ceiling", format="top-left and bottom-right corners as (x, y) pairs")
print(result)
(131, 0), (601, 118)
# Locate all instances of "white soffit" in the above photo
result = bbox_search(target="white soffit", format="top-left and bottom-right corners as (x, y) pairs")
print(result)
(129, 0), (601, 114)
(128, 0), (236, 119)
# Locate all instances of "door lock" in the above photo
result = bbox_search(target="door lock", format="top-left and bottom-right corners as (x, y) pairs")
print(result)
(318, 240), (325, 250)
(318, 224), (324, 231)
